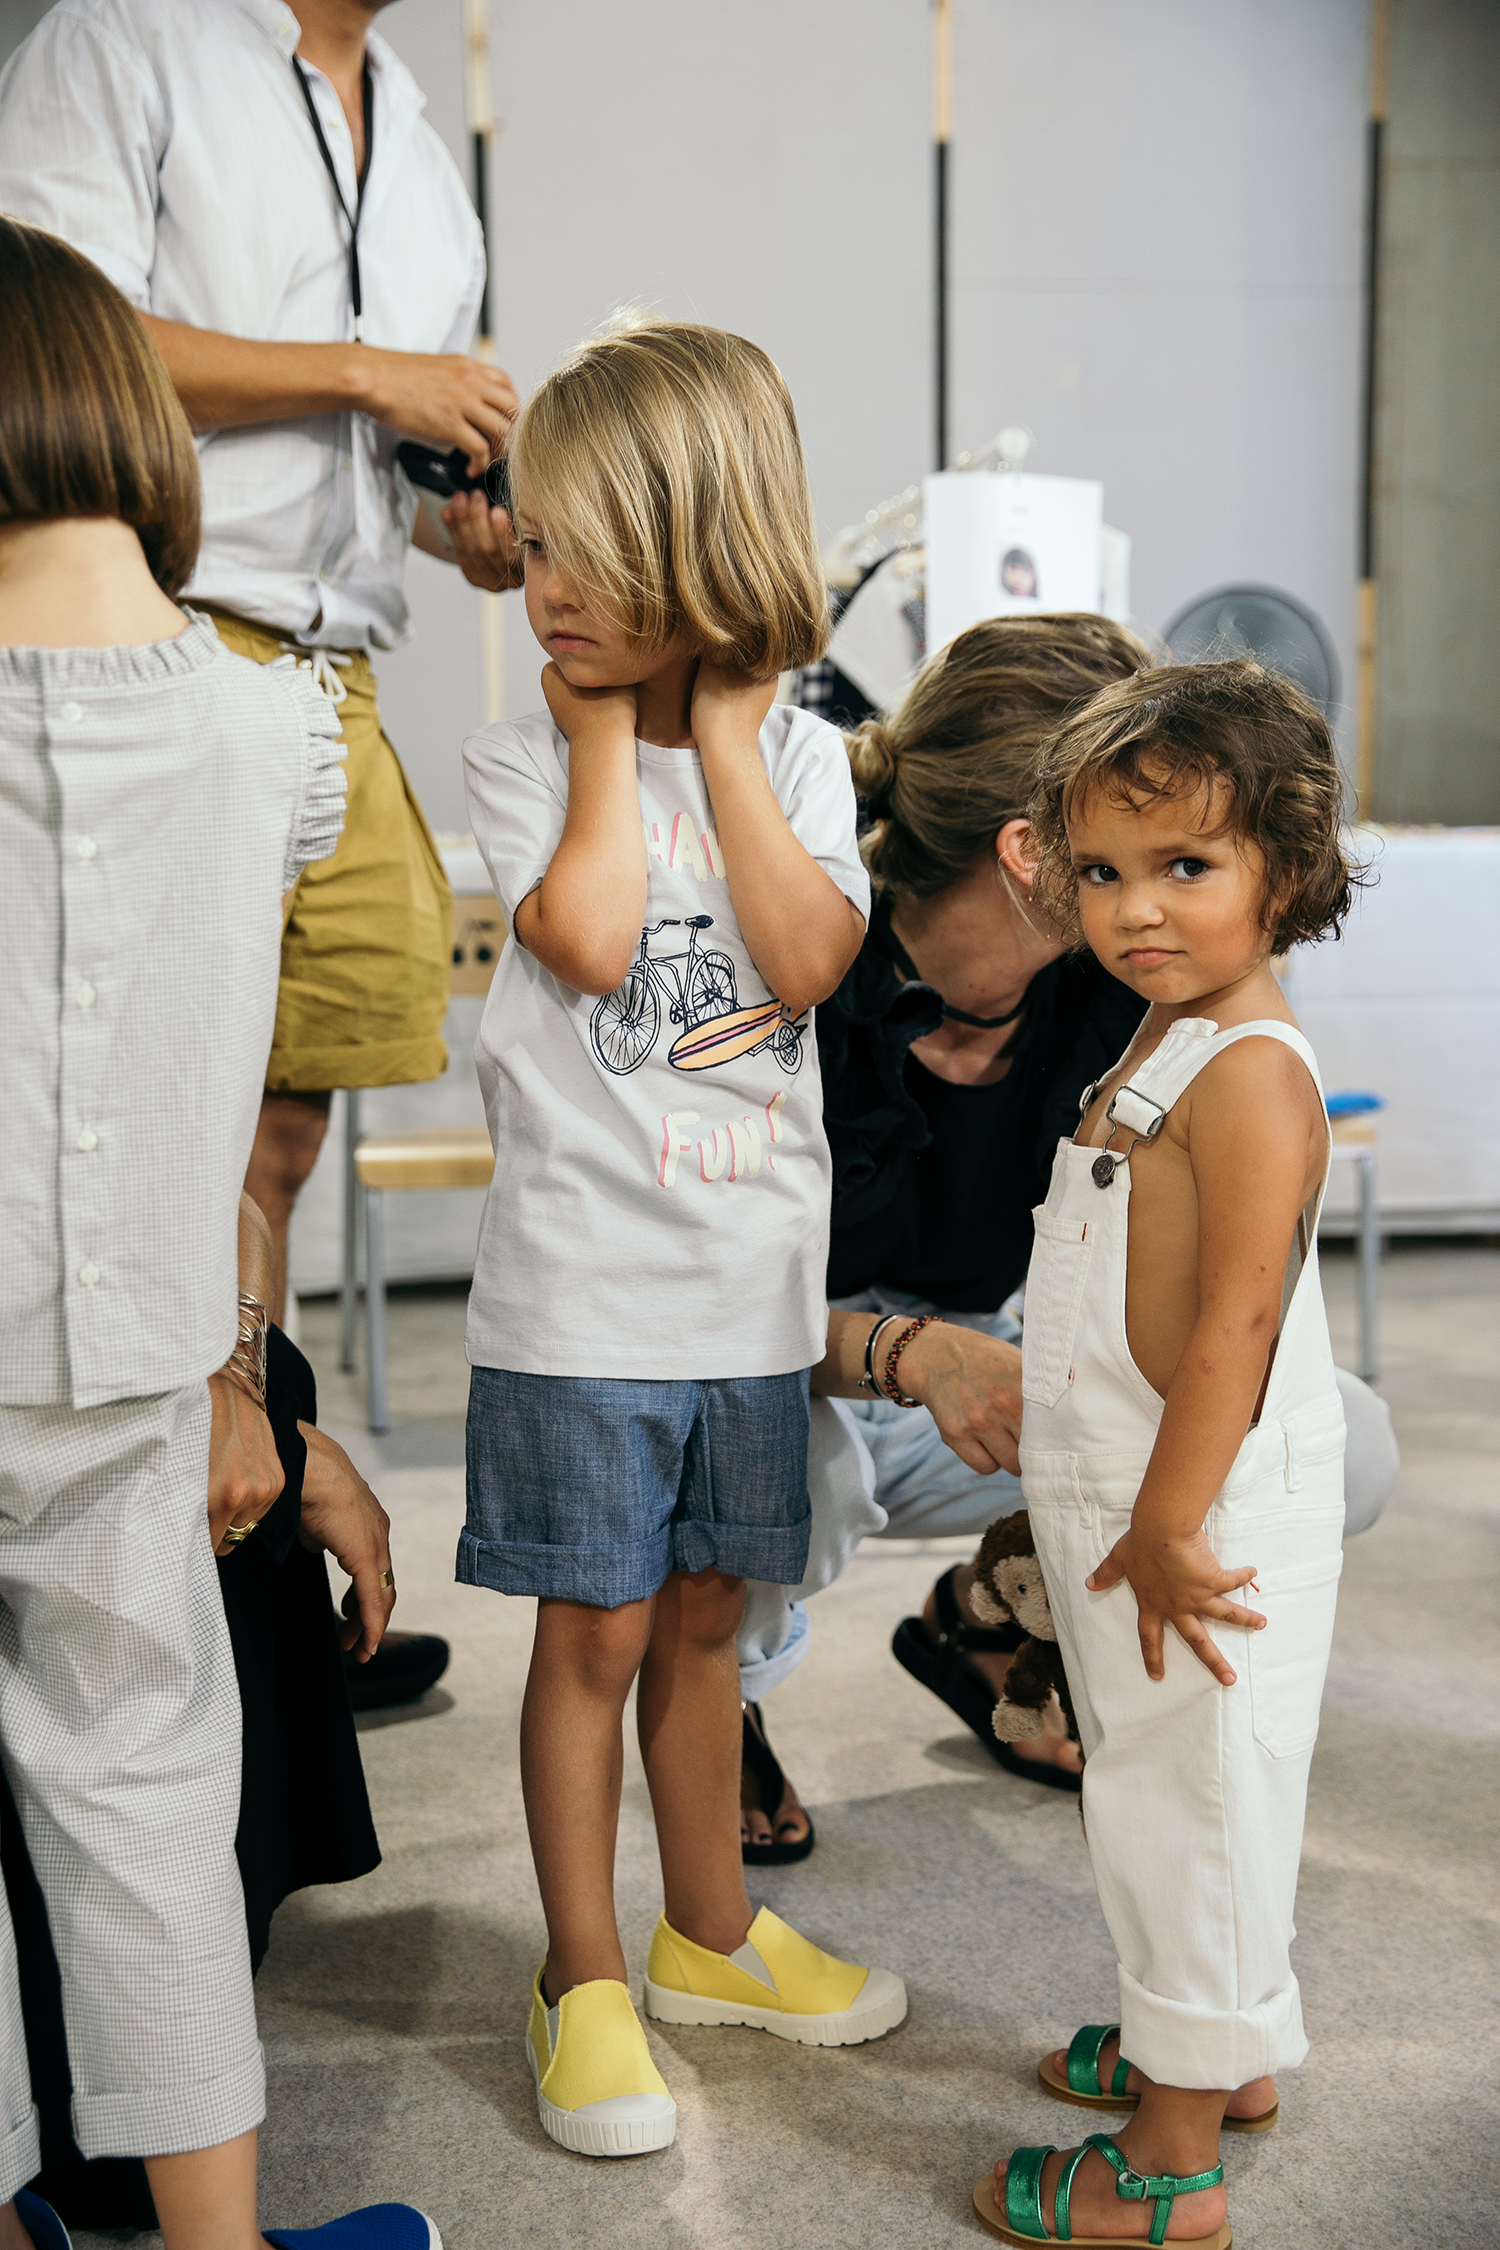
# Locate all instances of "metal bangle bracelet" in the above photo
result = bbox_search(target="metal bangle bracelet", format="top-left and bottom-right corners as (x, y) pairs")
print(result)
(860, 1313), (903, 1392)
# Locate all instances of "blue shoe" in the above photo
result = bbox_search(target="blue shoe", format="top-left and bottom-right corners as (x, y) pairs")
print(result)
(15, 2191), (71, 2250)
(264, 2207), (441, 2250)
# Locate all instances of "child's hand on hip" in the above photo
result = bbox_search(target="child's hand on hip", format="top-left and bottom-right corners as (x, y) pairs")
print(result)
(542, 660), (637, 750)
(691, 661), (777, 758)
(1087, 1526), (1265, 1685)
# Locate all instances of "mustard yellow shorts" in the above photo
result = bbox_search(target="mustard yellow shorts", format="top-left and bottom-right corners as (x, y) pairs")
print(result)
(206, 608), (452, 1093)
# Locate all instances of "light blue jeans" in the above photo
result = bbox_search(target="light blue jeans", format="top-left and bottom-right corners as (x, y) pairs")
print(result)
(735, 1291), (1398, 1703)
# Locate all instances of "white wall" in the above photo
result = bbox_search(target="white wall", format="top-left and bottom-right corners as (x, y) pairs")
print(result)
(376, 0), (1369, 832)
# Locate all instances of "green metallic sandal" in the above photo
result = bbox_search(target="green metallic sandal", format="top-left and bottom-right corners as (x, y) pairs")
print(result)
(972, 2132), (1231, 2247)
(1039, 2024), (1278, 2135)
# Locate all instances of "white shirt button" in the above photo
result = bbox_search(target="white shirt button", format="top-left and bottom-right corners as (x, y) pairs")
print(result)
(76, 1126), (99, 1152)
(76, 836), (98, 860)
(75, 981), (96, 1008)
(78, 1263), (101, 1287)
(56, 701), (84, 724)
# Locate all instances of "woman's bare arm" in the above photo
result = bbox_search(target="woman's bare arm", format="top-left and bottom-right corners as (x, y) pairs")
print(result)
(812, 1310), (1023, 1477)
(207, 1193), (284, 1554)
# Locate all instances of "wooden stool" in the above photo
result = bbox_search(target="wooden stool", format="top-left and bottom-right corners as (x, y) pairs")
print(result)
(1329, 1113), (1381, 1383)
(354, 1127), (495, 1431)
(338, 891), (502, 1430)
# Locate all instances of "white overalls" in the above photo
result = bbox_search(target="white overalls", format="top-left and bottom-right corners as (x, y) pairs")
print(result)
(1019, 1017), (1346, 2092)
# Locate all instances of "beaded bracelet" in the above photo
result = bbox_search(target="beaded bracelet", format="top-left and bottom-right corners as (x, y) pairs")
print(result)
(881, 1314), (937, 1407)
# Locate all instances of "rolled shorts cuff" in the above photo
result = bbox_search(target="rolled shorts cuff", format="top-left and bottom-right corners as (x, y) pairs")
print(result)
(264, 1033), (448, 1094)
(456, 1517), (809, 1609)
(73, 2043), (266, 2161)
(0, 2104), (41, 2206)
(1116, 1964), (1308, 2090)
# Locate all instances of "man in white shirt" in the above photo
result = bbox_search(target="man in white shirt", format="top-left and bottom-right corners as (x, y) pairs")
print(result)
(0, 0), (522, 1311)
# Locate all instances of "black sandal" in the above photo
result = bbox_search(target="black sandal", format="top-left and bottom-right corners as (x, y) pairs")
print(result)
(740, 1701), (816, 1865)
(892, 1565), (1083, 1795)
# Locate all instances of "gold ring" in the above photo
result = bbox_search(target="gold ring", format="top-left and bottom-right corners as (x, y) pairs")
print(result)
(378, 1570), (394, 1590)
(222, 1519), (258, 1545)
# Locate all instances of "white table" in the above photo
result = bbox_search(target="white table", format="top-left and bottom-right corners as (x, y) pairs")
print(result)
(1282, 827), (1500, 1234)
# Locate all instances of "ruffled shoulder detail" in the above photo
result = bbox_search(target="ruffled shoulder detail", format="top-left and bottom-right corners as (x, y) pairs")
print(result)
(261, 654), (349, 891)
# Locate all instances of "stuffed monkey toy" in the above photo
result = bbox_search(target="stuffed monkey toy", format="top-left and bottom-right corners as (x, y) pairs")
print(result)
(968, 1510), (1080, 1750)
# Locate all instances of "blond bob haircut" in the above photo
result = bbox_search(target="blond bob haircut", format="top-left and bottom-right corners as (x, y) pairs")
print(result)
(507, 316), (829, 678)
(1028, 659), (1362, 954)
(0, 218), (200, 595)
(847, 613), (1154, 899)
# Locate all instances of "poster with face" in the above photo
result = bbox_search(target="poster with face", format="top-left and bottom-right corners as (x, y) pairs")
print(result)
(923, 471), (1104, 653)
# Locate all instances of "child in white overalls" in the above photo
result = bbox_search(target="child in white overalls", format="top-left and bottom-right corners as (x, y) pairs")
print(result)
(974, 663), (1360, 2249)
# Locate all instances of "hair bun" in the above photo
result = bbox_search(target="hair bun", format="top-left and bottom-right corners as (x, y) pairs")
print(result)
(847, 719), (898, 812)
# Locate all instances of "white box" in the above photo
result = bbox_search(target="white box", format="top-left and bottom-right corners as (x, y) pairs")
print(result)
(924, 470), (1104, 653)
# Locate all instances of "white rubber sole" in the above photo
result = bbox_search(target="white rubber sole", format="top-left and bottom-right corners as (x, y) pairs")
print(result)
(643, 1965), (907, 2047)
(526, 2032), (677, 2157)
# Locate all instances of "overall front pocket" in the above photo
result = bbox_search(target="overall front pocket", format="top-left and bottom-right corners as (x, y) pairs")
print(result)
(1243, 1553), (1344, 1759)
(1020, 1213), (1093, 1409)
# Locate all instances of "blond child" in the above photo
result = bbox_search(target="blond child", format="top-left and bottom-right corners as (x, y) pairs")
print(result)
(975, 663), (1357, 2247)
(459, 319), (906, 2159)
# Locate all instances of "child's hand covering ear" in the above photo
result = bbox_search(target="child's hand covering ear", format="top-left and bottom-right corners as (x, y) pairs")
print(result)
(691, 661), (777, 758)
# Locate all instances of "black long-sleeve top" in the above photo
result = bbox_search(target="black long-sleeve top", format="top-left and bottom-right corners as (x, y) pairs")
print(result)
(817, 900), (1146, 1311)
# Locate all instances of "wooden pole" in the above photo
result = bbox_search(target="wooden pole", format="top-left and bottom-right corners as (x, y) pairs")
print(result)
(464, 0), (505, 726)
(933, 0), (952, 472)
(1357, 0), (1389, 818)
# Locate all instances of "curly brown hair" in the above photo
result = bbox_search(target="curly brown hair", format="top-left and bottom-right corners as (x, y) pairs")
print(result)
(845, 612), (1153, 899)
(1028, 659), (1362, 953)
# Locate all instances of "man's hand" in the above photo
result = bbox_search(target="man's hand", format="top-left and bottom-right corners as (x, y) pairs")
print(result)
(899, 1325), (1024, 1477)
(207, 1370), (284, 1555)
(296, 1423), (396, 1662)
(435, 487), (523, 591)
(357, 347), (517, 475)
(1087, 1525), (1265, 1684)
(690, 662), (777, 758)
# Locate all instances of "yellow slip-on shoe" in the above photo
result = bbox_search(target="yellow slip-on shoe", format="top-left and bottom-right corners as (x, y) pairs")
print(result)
(526, 1968), (676, 2156)
(643, 1906), (907, 2047)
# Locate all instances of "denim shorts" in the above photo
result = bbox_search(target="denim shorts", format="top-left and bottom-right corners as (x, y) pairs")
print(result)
(458, 1368), (812, 1609)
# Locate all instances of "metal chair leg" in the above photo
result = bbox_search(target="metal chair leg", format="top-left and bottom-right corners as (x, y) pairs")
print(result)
(340, 1088), (362, 1372)
(364, 1184), (390, 1434)
(1356, 1147), (1381, 1385)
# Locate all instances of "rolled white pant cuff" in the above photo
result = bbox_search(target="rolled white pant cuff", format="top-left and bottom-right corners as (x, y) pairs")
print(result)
(0, 2103), (41, 2205)
(74, 2043), (266, 2161)
(1117, 1965), (1309, 2090)
(737, 1597), (811, 1702)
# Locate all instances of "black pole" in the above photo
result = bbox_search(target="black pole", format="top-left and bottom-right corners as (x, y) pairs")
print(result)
(1358, 113), (1383, 582)
(935, 134), (949, 471)
(472, 127), (492, 342)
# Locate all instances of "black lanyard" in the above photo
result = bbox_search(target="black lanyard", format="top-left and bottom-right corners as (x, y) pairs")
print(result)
(292, 55), (375, 339)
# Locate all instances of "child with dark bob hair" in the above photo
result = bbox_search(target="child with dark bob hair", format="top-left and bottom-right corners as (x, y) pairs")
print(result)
(0, 218), (431, 2250)
(974, 662), (1357, 2247)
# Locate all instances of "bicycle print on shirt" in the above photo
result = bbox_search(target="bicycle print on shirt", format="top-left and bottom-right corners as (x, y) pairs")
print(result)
(589, 916), (807, 1078)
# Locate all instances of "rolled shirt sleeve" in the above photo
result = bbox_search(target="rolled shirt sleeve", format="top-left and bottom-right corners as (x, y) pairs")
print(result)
(0, 7), (167, 306)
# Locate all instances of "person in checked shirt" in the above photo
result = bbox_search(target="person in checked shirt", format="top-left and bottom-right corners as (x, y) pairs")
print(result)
(0, 220), (439, 2250)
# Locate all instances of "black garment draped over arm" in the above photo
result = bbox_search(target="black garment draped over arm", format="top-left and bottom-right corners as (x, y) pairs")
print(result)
(0, 1328), (379, 2232)
(818, 902), (1147, 1311)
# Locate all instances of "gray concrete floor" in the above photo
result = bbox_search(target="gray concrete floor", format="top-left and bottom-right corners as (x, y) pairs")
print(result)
(81, 1244), (1500, 2249)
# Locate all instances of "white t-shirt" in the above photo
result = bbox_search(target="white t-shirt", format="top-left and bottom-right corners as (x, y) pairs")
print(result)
(463, 705), (871, 1380)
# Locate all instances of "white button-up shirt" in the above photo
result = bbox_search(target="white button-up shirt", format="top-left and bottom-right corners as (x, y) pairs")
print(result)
(0, 0), (485, 652)
(0, 617), (346, 1408)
